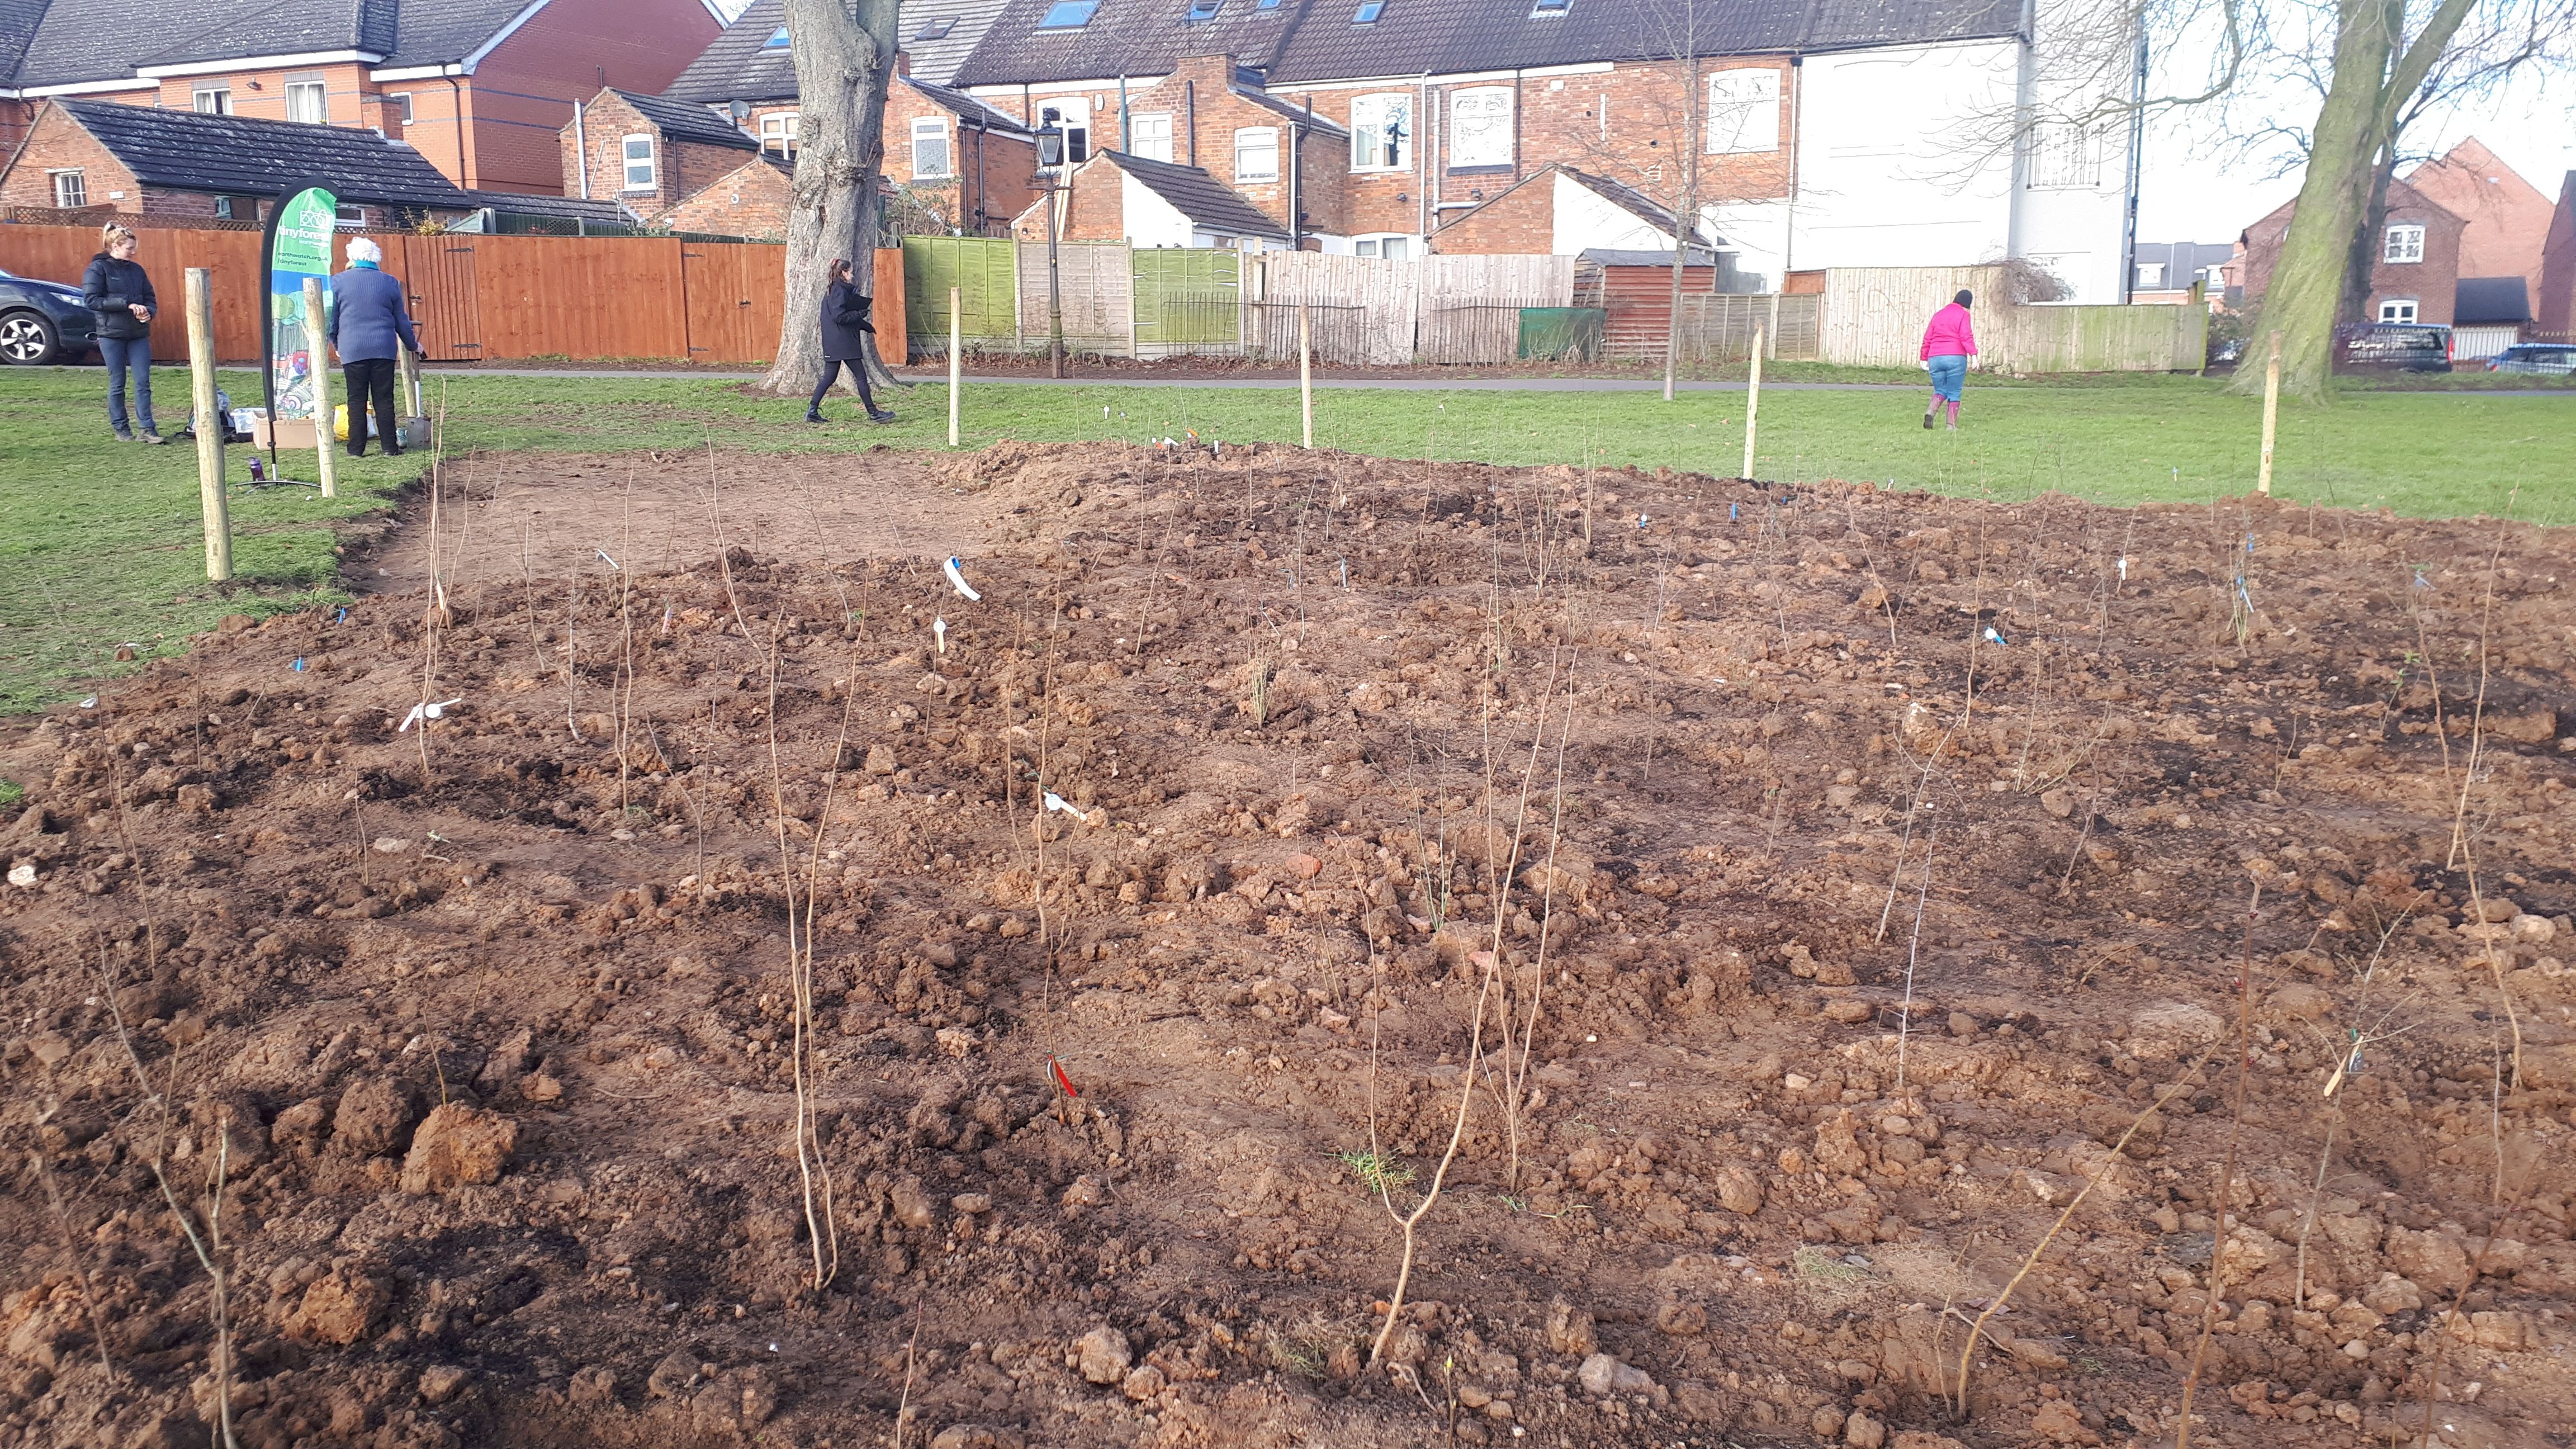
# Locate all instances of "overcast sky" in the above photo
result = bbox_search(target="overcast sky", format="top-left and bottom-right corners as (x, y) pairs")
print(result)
(2134, 23), (2575, 245)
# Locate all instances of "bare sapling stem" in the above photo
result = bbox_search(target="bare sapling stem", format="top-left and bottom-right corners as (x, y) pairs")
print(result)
(1954, 1064), (2206, 1418)
(755, 604), (840, 1292)
(2174, 882), (2264, 1449)
(1893, 821), (1936, 1101)
(1499, 648), (1580, 1191)
(30, 1145), (117, 1386)
(1368, 693), (1551, 1367)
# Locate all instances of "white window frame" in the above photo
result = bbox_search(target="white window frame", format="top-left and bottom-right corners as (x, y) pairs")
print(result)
(759, 112), (799, 158)
(1353, 233), (1413, 260)
(911, 116), (952, 178)
(333, 203), (366, 231)
(2383, 224), (2425, 264)
(1129, 111), (1173, 162)
(2135, 261), (2164, 288)
(621, 134), (657, 192)
(1234, 126), (1280, 182)
(1349, 93), (1411, 171)
(49, 169), (86, 208)
(1704, 69), (1778, 154)
(2378, 298), (2419, 324)
(285, 77), (327, 124)
(1037, 98), (1089, 167)
(192, 84), (231, 115)
(1448, 86), (1512, 169)
(2028, 122), (2098, 189)
(389, 92), (414, 125)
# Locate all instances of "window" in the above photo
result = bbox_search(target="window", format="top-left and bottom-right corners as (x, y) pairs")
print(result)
(192, 85), (231, 115)
(1038, 99), (1088, 164)
(622, 134), (657, 191)
(1353, 0), (1385, 20)
(214, 196), (234, 219)
(1187, 0), (1223, 18)
(763, 25), (790, 47)
(1448, 86), (1512, 168)
(389, 92), (414, 125)
(1355, 234), (1411, 259)
(1234, 126), (1278, 182)
(760, 112), (799, 157)
(2028, 122), (2098, 188)
(911, 117), (952, 177)
(2378, 298), (2418, 324)
(1705, 69), (1778, 153)
(1039, 0), (1100, 27)
(285, 77), (326, 124)
(1129, 112), (1173, 162)
(1258, 0), (1282, 8)
(49, 170), (84, 208)
(334, 203), (365, 230)
(913, 17), (954, 39)
(1350, 93), (1410, 170)
(1530, 0), (1570, 12)
(2135, 261), (2164, 288)
(2383, 224), (2425, 263)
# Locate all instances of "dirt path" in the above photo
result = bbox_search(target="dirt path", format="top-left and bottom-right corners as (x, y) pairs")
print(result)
(2, 442), (2571, 1449)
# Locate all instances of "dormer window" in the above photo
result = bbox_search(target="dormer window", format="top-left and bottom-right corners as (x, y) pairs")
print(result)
(1353, 0), (1385, 20)
(1040, 0), (1101, 27)
(762, 25), (789, 48)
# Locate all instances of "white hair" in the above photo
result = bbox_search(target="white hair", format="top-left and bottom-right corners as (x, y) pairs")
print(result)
(345, 237), (382, 264)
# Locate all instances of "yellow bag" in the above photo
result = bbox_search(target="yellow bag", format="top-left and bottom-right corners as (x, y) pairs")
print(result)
(333, 402), (350, 441)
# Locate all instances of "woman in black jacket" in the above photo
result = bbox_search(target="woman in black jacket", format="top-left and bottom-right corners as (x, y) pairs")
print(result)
(82, 224), (164, 443)
(808, 259), (893, 424)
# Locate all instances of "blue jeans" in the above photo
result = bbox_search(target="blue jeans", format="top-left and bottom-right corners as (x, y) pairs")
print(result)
(1926, 353), (1967, 402)
(102, 335), (154, 434)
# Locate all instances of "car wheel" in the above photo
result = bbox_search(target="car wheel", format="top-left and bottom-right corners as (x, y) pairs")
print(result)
(0, 310), (60, 366)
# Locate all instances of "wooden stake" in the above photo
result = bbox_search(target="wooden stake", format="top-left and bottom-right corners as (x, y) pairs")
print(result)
(395, 330), (422, 443)
(947, 285), (962, 449)
(2257, 330), (2281, 496)
(1299, 300), (1313, 449)
(184, 268), (231, 583)
(302, 277), (338, 499)
(1741, 324), (1764, 481)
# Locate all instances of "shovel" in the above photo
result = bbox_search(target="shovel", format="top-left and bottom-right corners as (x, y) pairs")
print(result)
(394, 339), (434, 451)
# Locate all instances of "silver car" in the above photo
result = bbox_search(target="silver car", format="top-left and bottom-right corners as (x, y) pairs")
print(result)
(2487, 343), (2576, 376)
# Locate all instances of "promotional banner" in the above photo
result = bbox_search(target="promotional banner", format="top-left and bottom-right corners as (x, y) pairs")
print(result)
(264, 184), (337, 425)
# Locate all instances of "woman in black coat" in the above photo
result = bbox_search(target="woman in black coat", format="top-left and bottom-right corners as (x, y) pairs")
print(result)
(807, 259), (893, 424)
(82, 223), (164, 443)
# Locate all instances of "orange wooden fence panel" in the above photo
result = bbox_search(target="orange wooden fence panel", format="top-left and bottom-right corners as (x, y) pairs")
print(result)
(873, 247), (905, 357)
(1, 222), (818, 365)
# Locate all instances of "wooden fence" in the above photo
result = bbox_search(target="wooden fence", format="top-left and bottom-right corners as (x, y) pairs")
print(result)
(1820, 265), (2201, 372)
(0, 220), (899, 366)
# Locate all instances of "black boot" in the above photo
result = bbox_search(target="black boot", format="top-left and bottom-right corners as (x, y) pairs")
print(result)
(868, 407), (895, 424)
(804, 408), (827, 424)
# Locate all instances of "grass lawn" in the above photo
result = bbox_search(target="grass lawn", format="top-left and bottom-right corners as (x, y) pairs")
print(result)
(3, 362), (2569, 714)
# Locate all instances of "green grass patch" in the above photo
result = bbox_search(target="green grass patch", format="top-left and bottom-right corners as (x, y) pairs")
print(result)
(0, 778), (22, 807)
(1336, 1149), (1418, 1196)
(3, 363), (2569, 713)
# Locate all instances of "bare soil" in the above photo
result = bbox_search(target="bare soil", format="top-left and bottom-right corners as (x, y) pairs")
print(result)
(3, 443), (2573, 1449)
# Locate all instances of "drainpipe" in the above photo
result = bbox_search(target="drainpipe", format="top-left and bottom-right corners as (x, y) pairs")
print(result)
(446, 75), (468, 188)
(1289, 102), (1303, 250)
(573, 98), (589, 199)
(1783, 55), (1801, 277)
(1119, 73), (1130, 151)
(1185, 79), (1196, 166)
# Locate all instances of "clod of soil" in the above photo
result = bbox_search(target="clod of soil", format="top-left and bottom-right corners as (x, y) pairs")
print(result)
(2, 441), (2572, 1449)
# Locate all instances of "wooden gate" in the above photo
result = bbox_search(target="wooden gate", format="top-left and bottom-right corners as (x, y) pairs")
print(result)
(397, 238), (484, 362)
(681, 242), (776, 363)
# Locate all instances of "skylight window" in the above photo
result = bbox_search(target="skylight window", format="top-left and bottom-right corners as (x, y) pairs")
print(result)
(1187, 0), (1222, 17)
(762, 25), (789, 47)
(914, 16), (956, 38)
(1353, 0), (1385, 20)
(1530, 0), (1569, 13)
(1039, 0), (1101, 27)
(1258, 0), (1282, 8)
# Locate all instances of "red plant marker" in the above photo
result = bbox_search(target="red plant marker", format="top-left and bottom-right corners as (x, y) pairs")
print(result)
(1048, 1055), (1080, 1099)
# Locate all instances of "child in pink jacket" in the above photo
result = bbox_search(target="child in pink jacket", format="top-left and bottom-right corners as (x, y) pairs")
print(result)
(1919, 289), (1976, 429)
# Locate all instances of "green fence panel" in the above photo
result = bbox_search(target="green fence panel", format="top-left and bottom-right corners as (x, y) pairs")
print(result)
(904, 236), (1019, 344)
(1518, 307), (1605, 361)
(1132, 248), (1240, 351)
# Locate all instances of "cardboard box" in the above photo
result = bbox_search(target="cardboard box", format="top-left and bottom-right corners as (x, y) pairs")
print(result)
(250, 415), (319, 451)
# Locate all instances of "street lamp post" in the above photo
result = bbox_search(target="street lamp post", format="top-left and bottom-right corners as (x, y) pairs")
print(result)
(1038, 122), (1068, 379)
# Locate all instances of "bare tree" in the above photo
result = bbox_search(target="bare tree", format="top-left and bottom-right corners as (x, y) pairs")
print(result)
(759, 0), (905, 398)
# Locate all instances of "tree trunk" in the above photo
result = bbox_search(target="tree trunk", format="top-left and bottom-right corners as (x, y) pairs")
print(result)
(759, 0), (904, 397)
(1663, 53), (1702, 403)
(2234, 0), (2479, 403)
(2338, 149), (2399, 328)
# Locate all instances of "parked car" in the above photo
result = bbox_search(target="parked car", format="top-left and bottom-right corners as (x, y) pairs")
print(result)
(2338, 323), (2451, 373)
(0, 266), (100, 365)
(2485, 343), (2576, 376)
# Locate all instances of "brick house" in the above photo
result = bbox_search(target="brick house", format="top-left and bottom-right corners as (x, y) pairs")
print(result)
(885, 72), (1041, 236)
(922, 0), (2134, 297)
(0, 0), (722, 195)
(1432, 164), (1712, 261)
(1014, 148), (1289, 250)
(562, 89), (764, 216)
(2237, 179), (2467, 326)
(0, 98), (475, 226)
(2403, 138), (2556, 309)
(2541, 172), (2576, 342)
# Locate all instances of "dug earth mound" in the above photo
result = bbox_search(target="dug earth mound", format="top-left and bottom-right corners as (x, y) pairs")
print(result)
(2, 442), (2571, 1449)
